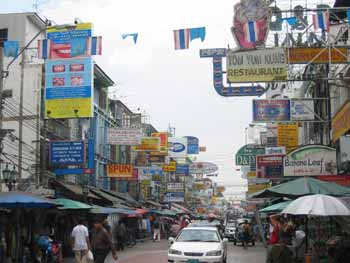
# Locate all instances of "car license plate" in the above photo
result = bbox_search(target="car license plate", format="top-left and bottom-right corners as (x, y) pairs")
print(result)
(187, 260), (200, 263)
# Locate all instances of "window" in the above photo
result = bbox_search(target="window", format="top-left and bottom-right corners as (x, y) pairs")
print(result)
(0, 28), (8, 47)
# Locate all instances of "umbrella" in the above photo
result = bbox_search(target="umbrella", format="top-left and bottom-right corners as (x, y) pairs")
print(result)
(281, 194), (350, 216)
(0, 191), (58, 209)
(250, 177), (350, 199)
(259, 200), (292, 213)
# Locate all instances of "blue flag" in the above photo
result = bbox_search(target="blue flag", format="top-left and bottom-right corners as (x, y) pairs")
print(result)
(281, 17), (297, 26)
(3, 41), (19, 57)
(122, 33), (138, 44)
(189, 27), (206, 42)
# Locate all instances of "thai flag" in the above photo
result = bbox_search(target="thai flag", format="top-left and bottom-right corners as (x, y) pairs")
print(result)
(87, 36), (102, 55)
(173, 29), (190, 50)
(313, 11), (330, 32)
(244, 21), (259, 43)
(37, 39), (50, 59)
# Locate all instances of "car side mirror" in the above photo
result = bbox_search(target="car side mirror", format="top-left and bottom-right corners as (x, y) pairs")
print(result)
(168, 237), (175, 244)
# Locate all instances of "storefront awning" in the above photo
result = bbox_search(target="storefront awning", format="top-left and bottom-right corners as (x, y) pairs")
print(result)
(90, 205), (138, 215)
(90, 188), (127, 207)
(171, 203), (192, 214)
(146, 200), (162, 208)
(50, 180), (101, 201)
(55, 198), (91, 210)
(101, 190), (141, 207)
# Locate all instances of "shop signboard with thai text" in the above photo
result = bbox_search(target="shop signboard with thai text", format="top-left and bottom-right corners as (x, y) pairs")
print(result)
(332, 101), (350, 143)
(108, 128), (142, 145)
(49, 141), (85, 165)
(132, 137), (160, 152)
(277, 123), (299, 153)
(256, 154), (284, 179)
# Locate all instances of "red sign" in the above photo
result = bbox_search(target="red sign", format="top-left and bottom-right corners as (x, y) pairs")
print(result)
(316, 175), (350, 186)
(256, 154), (284, 179)
(83, 168), (95, 174)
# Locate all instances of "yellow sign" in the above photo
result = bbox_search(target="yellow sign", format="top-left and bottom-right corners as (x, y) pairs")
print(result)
(277, 123), (298, 153)
(47, 23), (92, 33)
(45, 98), (92, 119)
(247, 172), (256, 178)
(151, 132), (168, 155)
(132, 137), (160, 152)
(247, 183), (270, 194)
(107, 164), (134, 179)
(332, 101), (350, 143)
(287, 47), (348, 64)
(162, 161), (177, 172)
(227, 48), (287, 83)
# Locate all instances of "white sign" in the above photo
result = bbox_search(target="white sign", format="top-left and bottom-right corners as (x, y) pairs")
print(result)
(291, 100), (315, 120)
(168, 137), (188, 158)
(167, 183), (184, 192)
(189, 162), (219, 174)
(137, 166), (163, 181)
(284, 145), (337, 177)
(226, 48), (287, 83)
(108, 128), (142, 145)
(266, 147), (286, 155)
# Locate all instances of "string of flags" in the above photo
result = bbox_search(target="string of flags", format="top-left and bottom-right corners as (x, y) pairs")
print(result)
(122, 33), (138, 44)
(173, 27), (206, 50)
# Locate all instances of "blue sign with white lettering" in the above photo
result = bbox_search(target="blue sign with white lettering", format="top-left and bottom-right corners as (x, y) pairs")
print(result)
(184, 136), (199, 154)
(176, 164), (189, 176)
(50, 141), (85, 165)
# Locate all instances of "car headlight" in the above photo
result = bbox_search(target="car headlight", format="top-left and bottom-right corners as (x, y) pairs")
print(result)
(206, 250), (222, 256)
(168, 249), (182, 255)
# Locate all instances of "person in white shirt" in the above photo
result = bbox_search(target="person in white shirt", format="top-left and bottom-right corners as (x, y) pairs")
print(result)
(71, 219), (90, 263)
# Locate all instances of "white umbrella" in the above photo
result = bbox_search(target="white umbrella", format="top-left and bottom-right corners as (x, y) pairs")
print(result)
(281, 194), (350, 216)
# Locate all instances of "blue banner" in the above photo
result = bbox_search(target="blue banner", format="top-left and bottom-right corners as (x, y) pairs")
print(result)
(184, 136), (199, 154)
(176, 164), (189, 176)
(164, 192), (184, 202)
(253, 99), (290, 122)
(50, 141), (85, 165)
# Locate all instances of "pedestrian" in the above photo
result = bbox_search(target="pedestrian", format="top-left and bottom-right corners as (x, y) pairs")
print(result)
(268, 215), (281, 245)
(71, 218), (90, 263)
(153, 219), (160, 242)
(242, 220), (251, 250)
(116, 221), (126, 251)
(91, 219), (118, 263)
(266, 235), (293, 263)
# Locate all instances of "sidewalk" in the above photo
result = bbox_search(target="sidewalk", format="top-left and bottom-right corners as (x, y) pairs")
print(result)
(63, 239), (169, 263)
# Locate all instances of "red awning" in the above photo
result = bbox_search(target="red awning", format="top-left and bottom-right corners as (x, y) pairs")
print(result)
(316, 175), (350, 186)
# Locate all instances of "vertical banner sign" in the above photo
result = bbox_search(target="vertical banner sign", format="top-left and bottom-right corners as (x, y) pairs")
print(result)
(184, 136), (199, 154)
(277, 123), (298, 153)
(151, 132), (168, 154)
(44, 23), (97, 119)
(253, 99), (290, 122)
(227, 48), (287, 83)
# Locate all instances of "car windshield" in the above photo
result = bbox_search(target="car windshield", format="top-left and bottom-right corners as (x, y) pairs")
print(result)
(176, 229), (220, 242)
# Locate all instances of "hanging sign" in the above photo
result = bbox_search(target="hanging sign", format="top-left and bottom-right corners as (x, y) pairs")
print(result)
(277, 123), (299, 153)
(284, 145), (337, 177)
(107, 164), (136, 180)
(332, 101), (350, 143)
(168, 137), (188, 158)
(287, 47), (348, 64)
(151, 132), (168, 154)
(227, 48), (287, 83)
(235, 145), (265, 171)
(256, 154), (284, 179)
(290, 100), (315, 121)
(49, 141), (85, 165)
(184, 136), (199, 154)
(137, 166), (163, 181)
(253, 99), (290, 122)
(132, 137), (160, 152)
(167, 183), (184, 192)
(108, 128), (142, 145)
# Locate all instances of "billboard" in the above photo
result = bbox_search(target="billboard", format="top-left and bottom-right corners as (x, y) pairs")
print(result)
(256, 154), (284, 179)
(167, 183), (184, 192)
(185, 136), (199, 154)
(290, 100), (315, 121)
(168, 137), (188, 158)
(44, 23), (95, 119)
(107, 164), (136, 180)
(253, 99), (290, 122)
(284, 145), (337, 177)
(277, 123), (299, 153)
(132, 137), (160, 152)
(189, 162), (219, 174)
(108, 128), (142, 145)
(137, 166), (163, 181)
(287, 47), (348, 64)
(49, 141), (85, 165)
(332, 101), (350, 143)
(227, 48), (287, 83)
(151, 132), (168, 154)
(162, 161), (177, 172)
(164, 192), (184, 202)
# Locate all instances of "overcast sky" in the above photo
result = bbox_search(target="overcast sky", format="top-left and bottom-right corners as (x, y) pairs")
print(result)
(1, 0), (334, 198)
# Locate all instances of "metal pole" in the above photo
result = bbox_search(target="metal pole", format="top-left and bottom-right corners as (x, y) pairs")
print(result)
(35, 67), (41, 186)
(18, 51), (25, 182)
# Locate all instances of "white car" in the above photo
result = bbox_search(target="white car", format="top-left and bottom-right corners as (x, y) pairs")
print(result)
(168, 227), (227, 263)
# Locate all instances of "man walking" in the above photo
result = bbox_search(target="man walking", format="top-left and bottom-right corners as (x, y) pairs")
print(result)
(91, 219), (118, 263)
(71, 218), (90, 263)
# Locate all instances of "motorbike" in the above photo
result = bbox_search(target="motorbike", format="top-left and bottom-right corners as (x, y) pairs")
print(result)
(37, 235), (61, 263)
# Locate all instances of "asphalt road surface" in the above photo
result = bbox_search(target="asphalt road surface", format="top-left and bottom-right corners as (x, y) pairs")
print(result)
(112, 240), (267, 263)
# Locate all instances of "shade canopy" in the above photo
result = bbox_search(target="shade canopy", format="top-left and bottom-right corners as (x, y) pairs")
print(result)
(90, 205), (137, 215)
(149, 209), (177, 217)
(259, 201), (292, 213)
(0, 191), (58, 209)
(281, 194), (350, 216)
(55, 198), (91, 210)
(250, 177), (350, 198)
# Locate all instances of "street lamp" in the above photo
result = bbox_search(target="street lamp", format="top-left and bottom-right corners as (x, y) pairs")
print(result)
(2, 164), (17, 191)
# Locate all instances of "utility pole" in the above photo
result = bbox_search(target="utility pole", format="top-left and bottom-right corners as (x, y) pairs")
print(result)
(18, 50), (25, 182)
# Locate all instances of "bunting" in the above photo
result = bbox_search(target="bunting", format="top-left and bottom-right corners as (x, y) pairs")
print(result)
(313, 11), (330, 32)
(173, 27), (206, 50)
(122, 33), (138, 44)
